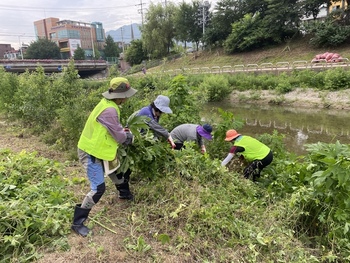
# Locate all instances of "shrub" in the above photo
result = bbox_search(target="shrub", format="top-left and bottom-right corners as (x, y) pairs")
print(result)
(0, 68), (19, 114)
(324, 67), (350, 90)
(305, 17), (350, 48)
(199, 75), (232, 102)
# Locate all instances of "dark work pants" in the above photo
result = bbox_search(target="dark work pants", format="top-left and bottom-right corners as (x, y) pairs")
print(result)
(243, 150), (273, 181)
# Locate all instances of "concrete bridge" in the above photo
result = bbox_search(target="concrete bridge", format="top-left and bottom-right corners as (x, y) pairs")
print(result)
(0, 59), (109, 78)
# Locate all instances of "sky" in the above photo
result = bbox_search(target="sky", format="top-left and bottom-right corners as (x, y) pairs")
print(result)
(0, 0), (218, 49)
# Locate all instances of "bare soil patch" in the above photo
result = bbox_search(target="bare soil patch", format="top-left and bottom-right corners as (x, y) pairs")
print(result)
(230, 88), (350, 110)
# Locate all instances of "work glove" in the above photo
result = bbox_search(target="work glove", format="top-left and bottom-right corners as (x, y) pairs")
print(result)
(123, 130), (134, 147)
(167, 135), (176, 149)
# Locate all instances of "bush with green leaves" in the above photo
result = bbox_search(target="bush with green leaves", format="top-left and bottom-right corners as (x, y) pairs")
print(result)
(167, 74), (203, 127)
(275, 79), (293, 94)
(12, 67), (56, 129)
(266, 141), (350, 261)
(0, 149), (74, 262)
(303, 15), (350, 48)
(324, 67), (350, 90)
(0, 67), (19, 115)
(290, 69), (317, 89)
(199, 74), (232, 102)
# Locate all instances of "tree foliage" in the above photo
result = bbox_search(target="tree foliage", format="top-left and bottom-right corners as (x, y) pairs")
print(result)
(303, 9), (350, 47)
(104, 35), (120, 59)
(173, 2), (202, 49)
(173, 2), (193, 46)
(25, 38), (61, 59)
(224, 13), (265, 53)
(125, 39), (148, 66)
(142, 3), (176, 58)
(303, 0), (331, 19)
(73, 46), (85, 60)
(223, 0), (302, 53)
(205, 0), (245, 47)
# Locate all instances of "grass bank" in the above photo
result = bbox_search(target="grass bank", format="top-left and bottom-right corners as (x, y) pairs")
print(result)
(148, 37), (350, 72)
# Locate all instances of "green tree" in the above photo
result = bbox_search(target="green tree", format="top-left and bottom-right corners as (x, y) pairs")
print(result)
(303, 0), (331, 19)
(142, 2), (177, 58)
(25, 38), (61, 59)
(173, 1), (204, 50)
(224, 13), (265, 53)
(262, 0), (301, 42)
(223, 0), (302, 53)
(104, 35), (120, 59)
(190, 1), (207, 50)
(174, 2), (194, 48)
(73, 46), (85, 60)
(205, 0), (245, 47)
(125, 39), (147, 65)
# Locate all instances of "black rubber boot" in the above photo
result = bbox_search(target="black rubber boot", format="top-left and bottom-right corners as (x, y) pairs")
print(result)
(71, 204), (91, 237)
(115, 181), (134, 201)
(115, 169), (133, 201)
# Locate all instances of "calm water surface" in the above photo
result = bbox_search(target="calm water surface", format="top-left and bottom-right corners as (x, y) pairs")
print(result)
(203, 102), (350, 155)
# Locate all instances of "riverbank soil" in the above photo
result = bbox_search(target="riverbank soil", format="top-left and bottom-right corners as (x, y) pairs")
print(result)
(229, 88), (350, 110)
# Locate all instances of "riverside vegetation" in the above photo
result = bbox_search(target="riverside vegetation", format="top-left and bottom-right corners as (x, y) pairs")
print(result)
(1, 58), (350, 262)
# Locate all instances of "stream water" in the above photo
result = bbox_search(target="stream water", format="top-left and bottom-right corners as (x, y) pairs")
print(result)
(203, 102), (350, 155)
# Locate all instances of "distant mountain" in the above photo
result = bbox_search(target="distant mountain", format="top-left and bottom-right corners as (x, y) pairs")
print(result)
(106, 23), (141, 43)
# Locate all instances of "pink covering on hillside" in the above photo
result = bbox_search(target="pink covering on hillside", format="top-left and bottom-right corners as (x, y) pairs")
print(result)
(312, 52), (343, 63)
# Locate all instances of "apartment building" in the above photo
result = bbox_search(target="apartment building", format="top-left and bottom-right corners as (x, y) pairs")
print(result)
(34, 17), (105, 59)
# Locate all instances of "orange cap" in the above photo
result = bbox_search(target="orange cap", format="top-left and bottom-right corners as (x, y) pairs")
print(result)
(225, 129), (241, 141)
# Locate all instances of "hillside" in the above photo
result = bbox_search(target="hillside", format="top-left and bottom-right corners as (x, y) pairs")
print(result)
(154, 36), (350, 72)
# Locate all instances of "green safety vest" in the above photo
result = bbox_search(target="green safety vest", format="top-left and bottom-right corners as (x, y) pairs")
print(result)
(234, 136), (270, 162)
(78, 98), (121, 161)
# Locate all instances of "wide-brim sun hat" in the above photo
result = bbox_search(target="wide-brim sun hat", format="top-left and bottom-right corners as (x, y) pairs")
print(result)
(102, 77), (137, 99)
(197, 124), (213, 140)
(154, 95), (172, 114)
(225, 129), (241, 141)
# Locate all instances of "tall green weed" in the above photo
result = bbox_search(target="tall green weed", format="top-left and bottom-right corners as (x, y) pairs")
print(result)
(0, 149), (74, 262)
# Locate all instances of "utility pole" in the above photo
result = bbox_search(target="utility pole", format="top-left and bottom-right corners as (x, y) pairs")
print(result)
(136, 0), (145, 26)
(198, 1), (210, 35)
(18, 34), (24, 60)
(90, 23), (95, 58)
(121, 27), (125, 53)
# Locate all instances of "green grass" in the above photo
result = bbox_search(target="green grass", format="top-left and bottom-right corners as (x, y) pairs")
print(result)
(149, 36), (350, 73)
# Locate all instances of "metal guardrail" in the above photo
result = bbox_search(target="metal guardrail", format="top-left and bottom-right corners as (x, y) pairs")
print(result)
(148, 58), (350, 75)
